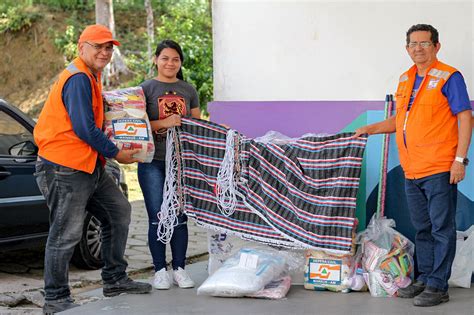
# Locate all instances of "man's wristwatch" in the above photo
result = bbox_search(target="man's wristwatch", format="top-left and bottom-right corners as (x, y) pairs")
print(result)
(455, 156), (469, 166)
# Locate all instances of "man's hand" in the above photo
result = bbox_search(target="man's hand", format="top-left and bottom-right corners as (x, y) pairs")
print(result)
(353, 126), (369, 138)
(115, 149), (143, 164)
(162, 114), (181, 129)
(450, 161), (465, 184)
(352, 116), (396, 138)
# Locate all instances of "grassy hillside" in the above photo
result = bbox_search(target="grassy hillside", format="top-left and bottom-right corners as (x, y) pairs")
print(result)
(0, 8), (66, 115)
(0, 1), (212, 117)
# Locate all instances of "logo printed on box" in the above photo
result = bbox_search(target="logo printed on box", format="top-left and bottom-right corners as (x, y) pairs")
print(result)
(113, 118), (150, 141)
(308, 258), (342, 285)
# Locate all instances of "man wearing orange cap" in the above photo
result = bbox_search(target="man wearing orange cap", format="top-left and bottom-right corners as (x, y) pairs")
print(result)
(34, 24), (152, 314)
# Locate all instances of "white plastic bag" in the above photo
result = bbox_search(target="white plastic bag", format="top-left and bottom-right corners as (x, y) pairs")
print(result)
(207, 232), (237, 275)
(254, 130), (330, 145)
(207, 231), (305, 277)
(449, 225), (474, 288)
(198, 248), (287, 297)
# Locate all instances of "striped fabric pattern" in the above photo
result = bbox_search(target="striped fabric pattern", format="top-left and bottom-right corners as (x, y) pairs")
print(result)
(175, 118), (367, 253)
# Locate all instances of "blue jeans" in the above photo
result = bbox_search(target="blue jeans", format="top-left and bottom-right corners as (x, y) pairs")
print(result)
(35, 160), (131, 301)
(404, 172), (457, 292)
(137, 160), (188, 271)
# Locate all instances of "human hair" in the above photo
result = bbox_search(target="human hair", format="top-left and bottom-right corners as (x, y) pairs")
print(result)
(406, 24), (439, 45)
(154, 39), (184, 80)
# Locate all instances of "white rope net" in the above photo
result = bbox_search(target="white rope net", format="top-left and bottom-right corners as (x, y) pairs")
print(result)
(156, 127), (180, 244)
(215, 129), (241, 217)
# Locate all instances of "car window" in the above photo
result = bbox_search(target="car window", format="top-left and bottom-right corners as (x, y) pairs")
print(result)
(0, 110), (34, 155)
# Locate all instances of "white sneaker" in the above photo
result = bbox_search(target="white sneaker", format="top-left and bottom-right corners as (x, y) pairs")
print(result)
(172, 267), (195, 288)
(153, 268), (171, 289)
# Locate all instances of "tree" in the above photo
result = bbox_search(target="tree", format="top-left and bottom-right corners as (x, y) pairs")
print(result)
(95, 0), (114, 30)
(95, 0), (129, 86)
(144, 0), (154, 67)
(155, 0), (213, 114)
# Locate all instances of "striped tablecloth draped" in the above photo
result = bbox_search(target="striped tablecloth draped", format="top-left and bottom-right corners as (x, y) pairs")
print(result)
(163, 118), (367, 254)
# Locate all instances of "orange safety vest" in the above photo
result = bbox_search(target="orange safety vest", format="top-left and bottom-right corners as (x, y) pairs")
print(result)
(395, 60), (458, 179)
(34, 57), (105, 174)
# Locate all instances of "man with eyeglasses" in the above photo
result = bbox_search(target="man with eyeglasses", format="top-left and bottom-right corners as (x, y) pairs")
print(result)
(34, 24), (152, 314)
(355, 24), (472, 306)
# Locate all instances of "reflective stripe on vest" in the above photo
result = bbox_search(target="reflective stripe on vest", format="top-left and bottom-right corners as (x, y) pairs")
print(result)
(66, 62), (80, 74)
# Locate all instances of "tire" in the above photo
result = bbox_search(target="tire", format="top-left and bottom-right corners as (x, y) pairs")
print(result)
(71, 213), (104, 270)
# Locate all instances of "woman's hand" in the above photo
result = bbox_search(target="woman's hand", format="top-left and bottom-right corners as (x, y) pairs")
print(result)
(162, 114), (182, 128)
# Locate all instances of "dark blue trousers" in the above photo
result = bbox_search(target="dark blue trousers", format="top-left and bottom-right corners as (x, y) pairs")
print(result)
(404, 172), (457, 292)
(138, 160), (188, 272)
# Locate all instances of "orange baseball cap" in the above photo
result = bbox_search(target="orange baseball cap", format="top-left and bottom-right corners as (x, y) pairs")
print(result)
(78, 24), (121, 46)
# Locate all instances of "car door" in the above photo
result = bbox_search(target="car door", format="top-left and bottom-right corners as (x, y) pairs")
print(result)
(0, 105), (49, 241)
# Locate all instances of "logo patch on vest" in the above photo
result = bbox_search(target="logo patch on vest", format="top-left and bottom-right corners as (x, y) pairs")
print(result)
(427, 78), (440, 90)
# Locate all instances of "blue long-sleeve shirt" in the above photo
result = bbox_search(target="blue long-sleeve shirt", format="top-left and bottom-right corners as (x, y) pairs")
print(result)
(62, 73), (119, 158)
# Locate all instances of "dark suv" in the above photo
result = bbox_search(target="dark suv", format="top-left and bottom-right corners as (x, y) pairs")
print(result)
(0, 99), (128, 269)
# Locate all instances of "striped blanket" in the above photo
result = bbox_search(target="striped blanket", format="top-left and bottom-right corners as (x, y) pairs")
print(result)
(162, 118), (367, 253)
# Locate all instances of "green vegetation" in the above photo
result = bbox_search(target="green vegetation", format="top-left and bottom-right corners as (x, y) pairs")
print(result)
(122, 0), (213, 114)
(51, 24), (80, 61)
(153, 1), (213, 114)
(0, 4), (42, 33)
(2, 0), (213, 112)
(34, 0), (93, 10)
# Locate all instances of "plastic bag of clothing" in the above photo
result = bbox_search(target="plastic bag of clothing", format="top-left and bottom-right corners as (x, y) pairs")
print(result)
(246, 275), (292, 299)
(102, 86), (154, 163)
(207, 231), (237, 275)
(449, 225), (474, 288)
(358, 215), (414, 297)
(363, 270), (399, 297)
(207, 231), (305, 278)
(197, 248), (287, 297)
(343, 246), (367, 291)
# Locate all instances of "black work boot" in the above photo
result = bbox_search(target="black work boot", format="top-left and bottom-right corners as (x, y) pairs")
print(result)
(103, 277), (152, 297)
(414, 286), (449, 307)
(43, 296), (79, 314)
(397, 280), (426, 298)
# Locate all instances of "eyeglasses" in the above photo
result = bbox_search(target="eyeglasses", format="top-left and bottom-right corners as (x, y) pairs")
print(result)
(407, 41), (433, 48)
(84, 42), (114, 53)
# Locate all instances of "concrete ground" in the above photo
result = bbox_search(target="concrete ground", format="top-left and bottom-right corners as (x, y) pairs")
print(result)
(63, 261), (474, 315)
(1, 199), (473, 314)
(0, 199), (209, 313)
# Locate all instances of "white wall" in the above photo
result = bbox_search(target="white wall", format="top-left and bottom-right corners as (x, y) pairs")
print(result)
(213, 0), (473, 101)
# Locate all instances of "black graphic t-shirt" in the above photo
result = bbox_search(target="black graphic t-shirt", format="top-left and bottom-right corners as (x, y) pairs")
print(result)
(140, 79), (199, 160)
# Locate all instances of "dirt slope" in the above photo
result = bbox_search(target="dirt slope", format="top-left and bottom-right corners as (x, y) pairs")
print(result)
(0, 11), (68, 117)
(0, 7), (148, 118)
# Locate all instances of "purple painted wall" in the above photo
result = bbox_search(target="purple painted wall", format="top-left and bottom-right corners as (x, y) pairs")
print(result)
(209, 100), (474, 138)
(208, 101), (385, 138)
